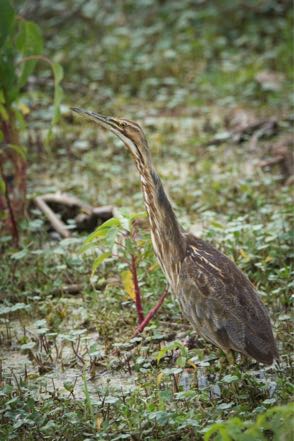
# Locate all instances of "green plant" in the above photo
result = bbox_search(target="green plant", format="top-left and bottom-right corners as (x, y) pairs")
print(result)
(82, 211), (167, 334)
(0, 0), (63, 245)
(204, 403), (294, 441)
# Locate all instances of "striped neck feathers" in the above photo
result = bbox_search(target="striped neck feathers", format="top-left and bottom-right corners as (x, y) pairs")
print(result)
(135, 158), (185, 285)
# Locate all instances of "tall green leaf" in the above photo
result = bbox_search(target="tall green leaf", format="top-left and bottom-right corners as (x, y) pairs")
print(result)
(52, 63), (64, 124)
(0, 0), (15, 47)
(91, 252), (112, 275)
(81, 217), (122, 253)
(17, 21), (43, 88)
(0, 46), (18, 104)
(0, 176), (6, 194)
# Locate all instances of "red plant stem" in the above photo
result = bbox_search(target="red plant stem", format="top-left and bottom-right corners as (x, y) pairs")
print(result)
(0, 165), (19, 247)
(133, 287), (169, 336)
(130, 255), (145, 324)
(1, 120), (11, 142)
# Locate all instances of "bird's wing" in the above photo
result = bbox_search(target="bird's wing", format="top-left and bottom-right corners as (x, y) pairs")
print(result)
(178, 234), (278, 363)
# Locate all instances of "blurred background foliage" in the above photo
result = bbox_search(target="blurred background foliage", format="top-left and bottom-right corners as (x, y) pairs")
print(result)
(16, 0), (293, 110)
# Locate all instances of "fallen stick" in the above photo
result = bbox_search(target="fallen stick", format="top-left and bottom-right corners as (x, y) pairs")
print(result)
(34, 192), (116, 235)
(52, 284), (83, 295)
(41, 192), (92, 211)
(259, 156), (284, 168)
(75, 205), (114, 231)
(35, 196), (71, 238)
(92, 205), (114, 219)
(203, 118), (278, 147)
(40, 193), (114, 219)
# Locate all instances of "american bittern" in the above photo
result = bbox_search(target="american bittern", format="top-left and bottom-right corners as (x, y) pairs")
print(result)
(73, 108), (278, 365)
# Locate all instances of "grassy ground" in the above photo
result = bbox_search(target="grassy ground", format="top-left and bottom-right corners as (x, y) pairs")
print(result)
(1, 1), (293, 440)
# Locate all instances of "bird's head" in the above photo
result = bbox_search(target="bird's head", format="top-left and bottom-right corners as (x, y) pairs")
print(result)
(72, 108), (149, 162)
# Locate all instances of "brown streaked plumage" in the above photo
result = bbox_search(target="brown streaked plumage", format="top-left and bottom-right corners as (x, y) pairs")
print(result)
(72, 107), (279, 365)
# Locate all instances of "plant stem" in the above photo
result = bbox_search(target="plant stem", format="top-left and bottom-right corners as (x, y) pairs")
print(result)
(17, 54), (53, 66)
(130, 255), (144, 324)
(133, 287), (169, 336)
(82, 369), (95, 426)
(0, 165), (19, 247)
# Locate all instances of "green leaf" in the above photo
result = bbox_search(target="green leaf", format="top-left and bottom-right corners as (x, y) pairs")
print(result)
(0, 176), (5, 194)
(91, 252), (111, 274)
(8, 144), (27, 160)
(204, 422), (232, 441)
(20, 342), (36, 351)
(11, 249), (29, 260)
(52, 63), (64, 124)
(104, 396), (119, 405)
(162, 367), (183, 375)
(0, 90), (5, 103)
(204, 405), (294, 441)
(84, 218), (122, 246)
(0, 47), (18, 105)
(222, 374), (239, 384)
(80, 218), (122, 254)
(52, 62), (63, 84)
(13, 108), (27, 130)
(0, 103), (9, 121)
(116, 210), (147, 231)
(63, 381), (75, 392)
(176, 356), (187, 368)
(156, 340), (188, 363)
(17, 20), (43, 88)
(0, 303), (30, 315)
(0, 0), (15, 47)
(217, 402), (234, 410)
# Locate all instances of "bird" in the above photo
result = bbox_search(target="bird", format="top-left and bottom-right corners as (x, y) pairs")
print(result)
(72, 107), (279, 365)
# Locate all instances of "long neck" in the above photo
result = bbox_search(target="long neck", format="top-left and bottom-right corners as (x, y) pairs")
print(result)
(135, 155), (185, 288)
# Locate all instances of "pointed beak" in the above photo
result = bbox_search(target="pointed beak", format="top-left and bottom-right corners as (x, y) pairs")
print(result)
(72, 107), (140, 158)
(71, 107), (120, 134)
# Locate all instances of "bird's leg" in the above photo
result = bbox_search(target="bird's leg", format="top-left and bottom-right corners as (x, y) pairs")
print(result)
(133, 287), (169, 336)
(217, 350), (236, 373)
(225, 350), (235, 365)
(239, 352), (251, 368)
